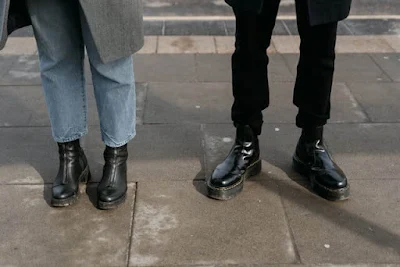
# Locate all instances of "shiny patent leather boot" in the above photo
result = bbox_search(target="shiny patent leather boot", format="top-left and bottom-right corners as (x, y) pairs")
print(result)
(52, 140), (90, 207)
(207, 125), (262, 200)
(292, 127), (350, 201)
(97, 145), (128, 210)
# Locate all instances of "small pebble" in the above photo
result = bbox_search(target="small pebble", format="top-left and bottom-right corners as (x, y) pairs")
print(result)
(324, 244), (330, 249)
(275, 128), (280, 132)
(195, 105), (201, 109)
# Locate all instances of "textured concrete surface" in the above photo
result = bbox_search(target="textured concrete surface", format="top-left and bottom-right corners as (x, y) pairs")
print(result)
(0, 184), (136, 267)
(1, 50), (400, 266)
(129, 180), (297, 266)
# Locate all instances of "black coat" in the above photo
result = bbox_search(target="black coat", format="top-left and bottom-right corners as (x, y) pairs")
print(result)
(225, 0), (352, 26)
(0, 0), (31, 50)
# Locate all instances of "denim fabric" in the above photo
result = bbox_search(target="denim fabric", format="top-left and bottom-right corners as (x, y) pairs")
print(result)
(26, 0), (136, 147)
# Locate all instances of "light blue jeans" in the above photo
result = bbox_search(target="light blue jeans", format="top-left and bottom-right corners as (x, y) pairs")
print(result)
(26, 0), (136, 147)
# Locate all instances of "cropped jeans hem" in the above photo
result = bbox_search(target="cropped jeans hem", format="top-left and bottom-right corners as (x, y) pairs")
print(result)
(103, 131), (136, 148)
(53, 130), (88, 144)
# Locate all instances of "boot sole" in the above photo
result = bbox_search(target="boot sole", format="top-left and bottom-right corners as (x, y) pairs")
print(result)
(97, 193), (127, 210)
(51, 166), (91, 207)
(206, 160), (262, 201)
(292, 156), (350, 201)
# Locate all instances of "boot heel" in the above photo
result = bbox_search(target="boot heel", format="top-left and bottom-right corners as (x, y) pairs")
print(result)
(292, 156), (309, 176)
(248, 160), (262, 177)
(80, 166), (91, 184)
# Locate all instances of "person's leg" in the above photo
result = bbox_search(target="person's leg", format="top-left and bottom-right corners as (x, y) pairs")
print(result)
(294, 0), (337, 128)
(292, 0), (349, 201)
(231, 0), (281, 134)
(80, 9), (135, 209)
(26, 0), (90, 207)
(27, 0), (88, 141)
(207, 0), (281, 200)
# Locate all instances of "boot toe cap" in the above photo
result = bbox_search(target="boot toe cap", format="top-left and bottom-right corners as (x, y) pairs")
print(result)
(209, 169), (242, 188)
(52, 185), (76, 200)
(315, 170), (348, 189)
(98, 187), (126, 203)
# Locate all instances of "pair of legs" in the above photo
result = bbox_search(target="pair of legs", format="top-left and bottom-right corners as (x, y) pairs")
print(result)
(27, 0), (135, 209)
(207, 0), (349, 201)
(231, 0), (337, 133)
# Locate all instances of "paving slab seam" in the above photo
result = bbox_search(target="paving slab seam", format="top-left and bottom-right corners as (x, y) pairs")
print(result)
(278, 187), (303, 264)
(140, 83), (150, 127)
(368, 54), (396, 82)
(342, 82), (373, 123)
(200, 124), (209, 181)
(127, 182), (139, 267)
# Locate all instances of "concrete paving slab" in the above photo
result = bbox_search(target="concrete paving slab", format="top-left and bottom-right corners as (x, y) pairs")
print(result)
(346, 82), (400, 122)
(370, 54), (400, 82)
(0, 55), (19, 79)
(0, 124), (203, 184)
(384, 36), (400, 52)
(202, 123), (302, 179)
(0, 183), (136, 267)
(0, 55), (93, 86)
(147, 80), (367, 127)
(164, 21), (226, 36)
(279, 179), (400, 264)
(325, 123), (400, 179)
(0, 86), (43, 126)
(141, 36), (158, 54)
(215, 36), (235, 54)
(143, 21), (163, 36)
(82, 124), (204, 183)
(0, 83), (146, 127)
(268, 55), (295, 82)
(0, 128), (55, 184)
(144, 82), (232, 124)
(344, 19), (400, 35)
(129, 180), (297, 266)
(283, 20), (352, 36)
(134, 54), (197, 82)
(0, 37), (37, 56)
(283, 54), (391, 82)
(0, 55), (41, 85)
(336, 36), (395, 53)
(195, 54), (231, 82)
(272, 36), (300, 54)
(158, 36), (216, 53)
(195, 53), (297, 82)
(262, 82), (367, 123)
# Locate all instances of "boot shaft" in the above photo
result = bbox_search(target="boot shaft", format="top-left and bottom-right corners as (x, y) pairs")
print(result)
(104, 145), (128, 165)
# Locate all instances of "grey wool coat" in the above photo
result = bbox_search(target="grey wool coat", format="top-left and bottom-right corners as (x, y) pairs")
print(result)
(225, 0), (352, 26)
(0, 0), (144, 63)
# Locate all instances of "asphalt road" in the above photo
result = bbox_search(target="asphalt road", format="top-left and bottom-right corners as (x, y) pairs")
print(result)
(142, 0), (400, 16)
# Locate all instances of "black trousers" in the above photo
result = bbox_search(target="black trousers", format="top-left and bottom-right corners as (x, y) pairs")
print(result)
(231, 0), (338, 135)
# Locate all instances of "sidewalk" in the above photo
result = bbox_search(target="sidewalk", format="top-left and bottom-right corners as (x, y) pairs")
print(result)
(0, 34), (399, 267)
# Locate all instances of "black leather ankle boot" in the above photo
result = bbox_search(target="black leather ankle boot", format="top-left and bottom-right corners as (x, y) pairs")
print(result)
(52, 140), (90, 207)
(97, 145), (128, 210)
(206, 125), (262, 200)
(292, 127), (350, 201)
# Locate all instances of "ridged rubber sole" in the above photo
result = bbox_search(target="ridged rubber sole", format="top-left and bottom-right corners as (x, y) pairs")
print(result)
(207, 160), (262, 201)
(51, 166), (91, 207)
(97, 193), (127, 210)
(292, 156), (350, 201)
